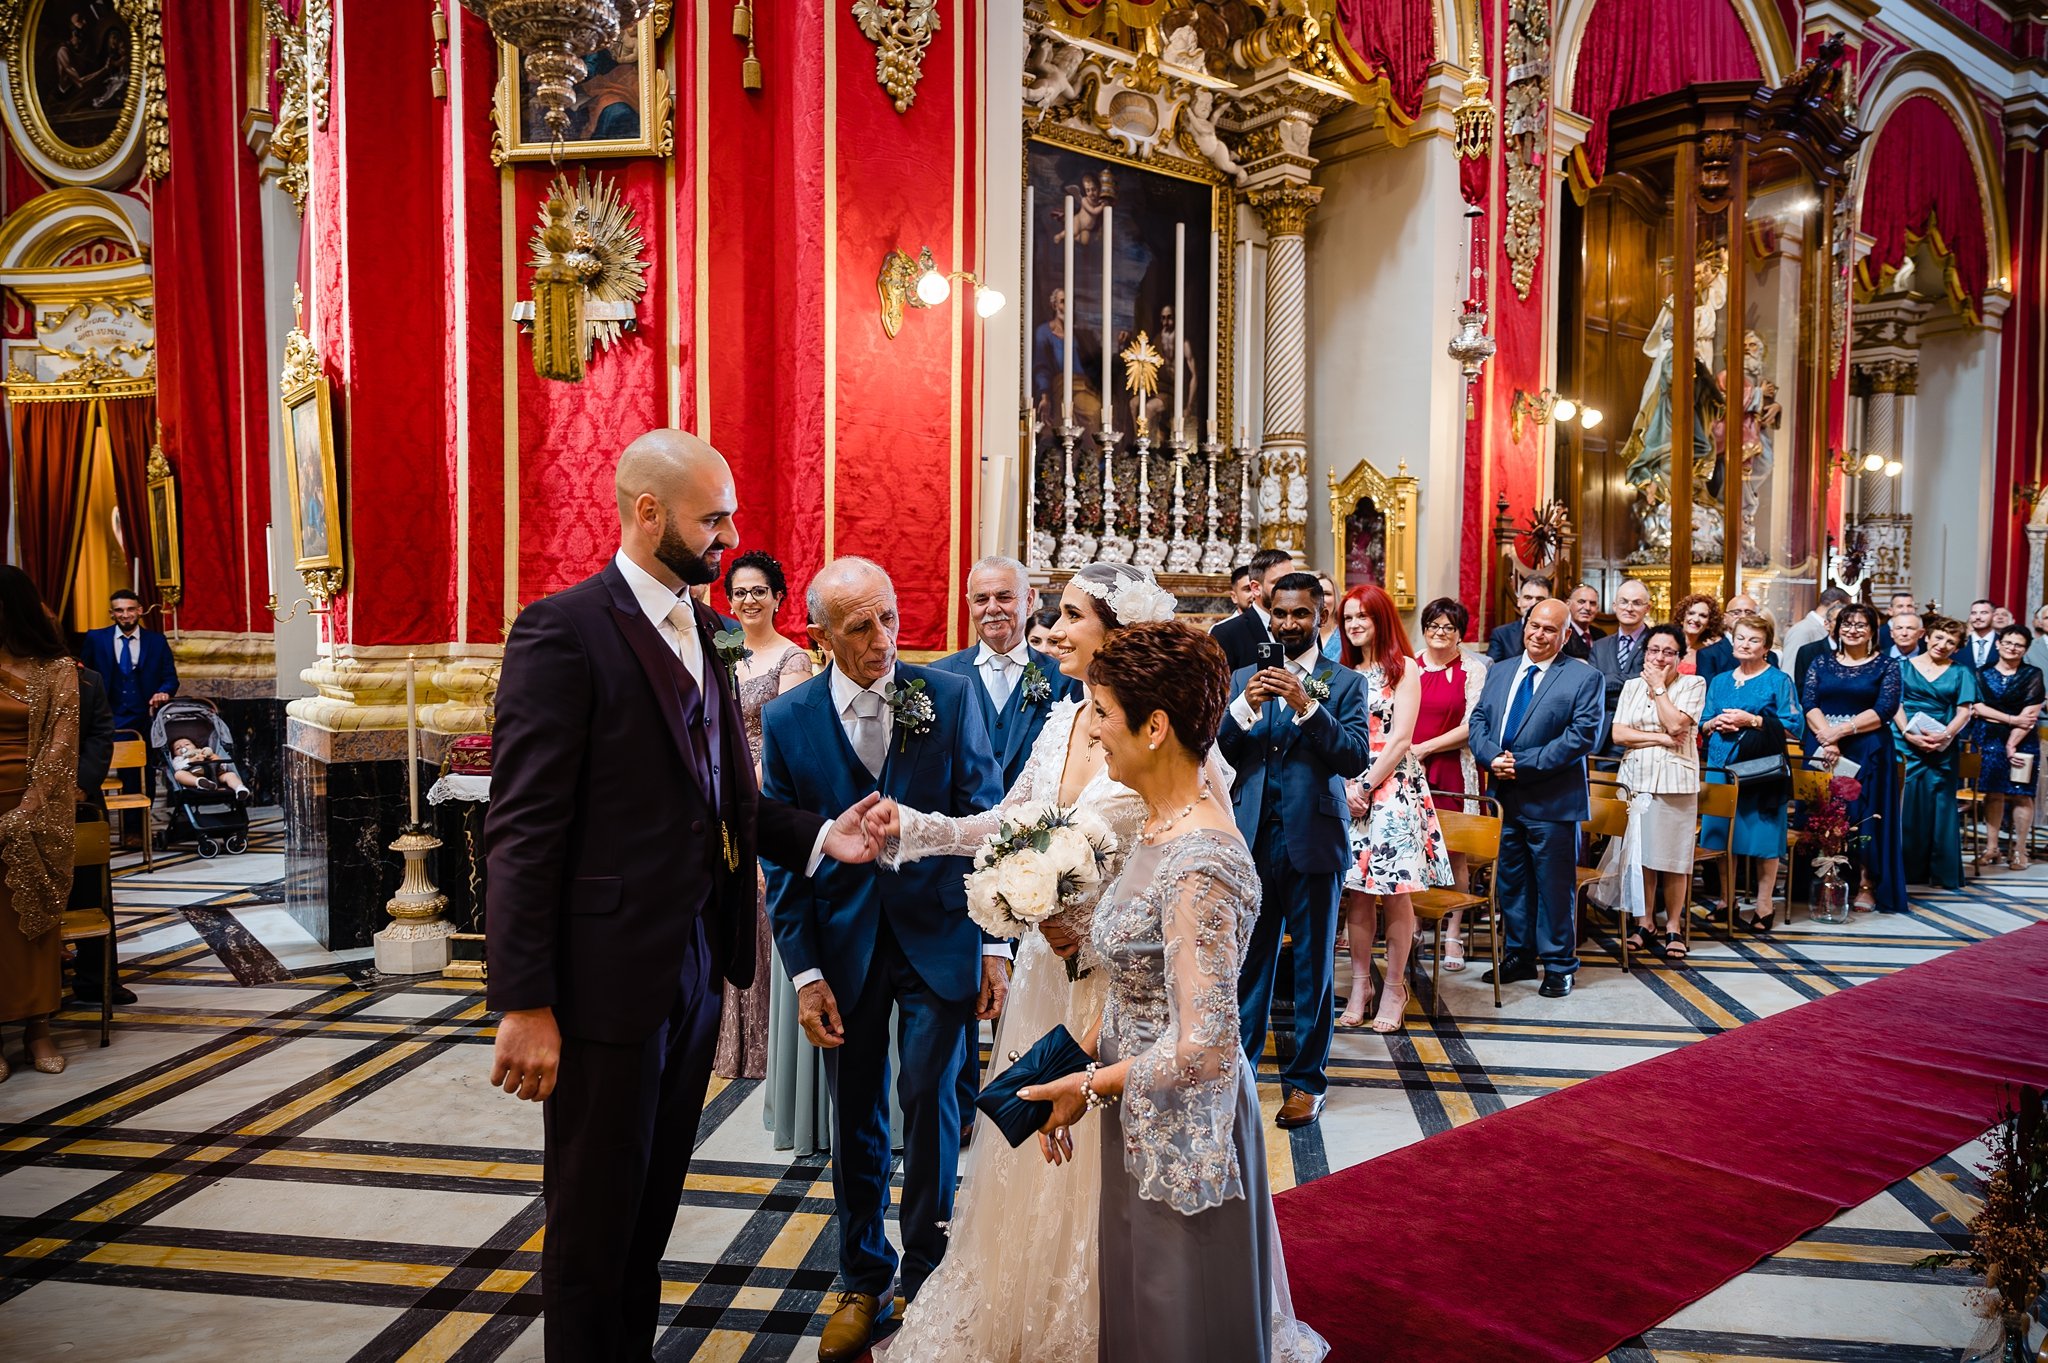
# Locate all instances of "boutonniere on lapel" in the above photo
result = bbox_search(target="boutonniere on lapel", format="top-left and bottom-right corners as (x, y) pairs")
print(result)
(886, 677), (936, 751)
(1018, 661), (1053, 708)
(1303, 671), (1333, 704)
(711, 627), (751, 684)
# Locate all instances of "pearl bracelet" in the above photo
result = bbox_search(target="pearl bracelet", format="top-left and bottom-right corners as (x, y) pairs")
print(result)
(1082, 1061), (1118, 1112)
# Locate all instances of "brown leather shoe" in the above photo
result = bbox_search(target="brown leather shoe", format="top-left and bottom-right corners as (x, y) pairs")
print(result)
(818, 1289), (891, 1362)
(1275, 1089), (1325, 1129)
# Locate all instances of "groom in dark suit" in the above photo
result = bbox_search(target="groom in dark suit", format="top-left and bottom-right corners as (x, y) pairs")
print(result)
(485, 431), (881, 1361)
(1218, 572), (1372, 1130)
(761, 557), (1006, 1362)
(1467, 598), (1606, 998)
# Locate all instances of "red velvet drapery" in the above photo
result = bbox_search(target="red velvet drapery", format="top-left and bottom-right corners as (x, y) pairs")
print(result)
(1858, 95), (1991, 319)
(8, 401), (92, 612)
(1568, 0), (1764, 183)
(100, 396), (160, 616)
(1334, 0), (1437, 119)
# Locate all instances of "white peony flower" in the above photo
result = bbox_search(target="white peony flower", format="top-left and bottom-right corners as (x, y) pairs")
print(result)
(966, 868), (1019, 938)
(994, 847), (1059, 922)
(1046, 825), (1097, 887)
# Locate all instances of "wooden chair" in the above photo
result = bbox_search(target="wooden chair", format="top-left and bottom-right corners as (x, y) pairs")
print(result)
(1785, 764), (1838, 913)
(1575, 792), (1636, 968)
(60, 818), (116, 1046)
(101, 730), (153, 871)
(1955, 744), (1986, 872)
(1693, 766), (1741, 934)
(1413, 791), (1504, 1007)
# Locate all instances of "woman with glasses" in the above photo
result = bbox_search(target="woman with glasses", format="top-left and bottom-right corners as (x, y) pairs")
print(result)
(1406, 597), (1488, 971)
(1801, 603), (1905, 912)
(1971, 623), (2044, 869)
(1593, 623), (1705, 955)
(719, 553), (822, 1099)
(1893, 615), (1980, 890)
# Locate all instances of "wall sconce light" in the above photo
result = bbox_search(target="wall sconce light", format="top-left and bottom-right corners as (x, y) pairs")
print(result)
(1883, 459), (1903, 478)
(878, 246), (1006, 338)
(1510, 388), (1602, 442)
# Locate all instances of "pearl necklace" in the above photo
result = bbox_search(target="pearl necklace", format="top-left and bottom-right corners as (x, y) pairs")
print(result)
(1139, 781), (1212, 845)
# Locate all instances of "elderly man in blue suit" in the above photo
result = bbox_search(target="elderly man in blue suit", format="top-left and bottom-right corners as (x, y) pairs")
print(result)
(1468, 597), (1607, 998)
(928, 553), (1074, 1134)
(761, 556), (1005, 1363)
(1219, 571), (1372, 1130)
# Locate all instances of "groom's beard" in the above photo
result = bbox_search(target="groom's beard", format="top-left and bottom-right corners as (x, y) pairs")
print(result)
(657, 519), (722, 586)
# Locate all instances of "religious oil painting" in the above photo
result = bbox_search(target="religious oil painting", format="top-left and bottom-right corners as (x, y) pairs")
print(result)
(1025, 136), (1228, 446)
(25, 0), (136, 154)
(280, 373), (342, 572)
(147, 467), (181, 596)
(496, 14), (670, 162)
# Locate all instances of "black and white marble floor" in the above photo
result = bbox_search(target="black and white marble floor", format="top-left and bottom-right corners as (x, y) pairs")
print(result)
(0, 811), (2039, 1361)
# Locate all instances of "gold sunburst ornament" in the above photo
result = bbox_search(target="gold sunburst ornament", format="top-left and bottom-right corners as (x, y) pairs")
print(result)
(525, 168), (649, 379)
(1120, 330), (1164, 438)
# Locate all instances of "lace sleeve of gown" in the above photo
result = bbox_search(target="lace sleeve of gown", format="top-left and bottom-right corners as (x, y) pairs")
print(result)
(889, 699), (1073, 865)
(1122, 838), (1257, 1216)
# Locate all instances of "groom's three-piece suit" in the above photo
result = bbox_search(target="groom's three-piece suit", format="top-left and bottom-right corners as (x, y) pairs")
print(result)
(761, 662), (1003, 1306)
(486, 556), (830, 1359)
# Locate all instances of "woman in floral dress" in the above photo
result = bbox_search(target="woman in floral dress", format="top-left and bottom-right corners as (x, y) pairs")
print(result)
(1334, 585), (1451, 1034)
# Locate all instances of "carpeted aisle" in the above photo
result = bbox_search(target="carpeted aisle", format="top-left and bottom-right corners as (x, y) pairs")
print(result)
(1275, 921), (2048, 1362)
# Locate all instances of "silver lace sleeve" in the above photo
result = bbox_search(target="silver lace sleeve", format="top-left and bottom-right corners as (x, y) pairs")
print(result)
(1121, 843), (1259, 1215)
(888, 699), (1071, 866)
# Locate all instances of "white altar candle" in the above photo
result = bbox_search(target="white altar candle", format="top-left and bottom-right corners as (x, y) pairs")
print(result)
(1101, 204), (1114, 432)
(1172, 221), (1185, 442)
(264, 524), (275, 591)
(131, 556), (140, 590)
(1236, 240), (1251, 446)
(1062, 193), (1074, 425)
(1023, 185), (1034, 415)
(406, 654), (421, 826)
(1207, 228), (1220, 443)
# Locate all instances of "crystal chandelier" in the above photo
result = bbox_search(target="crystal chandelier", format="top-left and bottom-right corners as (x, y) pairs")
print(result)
(460, 0), (656, 145)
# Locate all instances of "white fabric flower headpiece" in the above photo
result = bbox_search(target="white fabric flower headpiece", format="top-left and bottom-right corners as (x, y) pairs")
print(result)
(1072, 567), (1178, 626)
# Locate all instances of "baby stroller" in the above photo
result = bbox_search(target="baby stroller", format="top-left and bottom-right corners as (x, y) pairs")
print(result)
(150, 698), (251, 858)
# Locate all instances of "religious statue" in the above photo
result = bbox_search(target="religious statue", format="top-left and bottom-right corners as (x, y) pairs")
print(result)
(1183, 88), (1248, 186)
(1621, 251), (1729, 563)
(1024, 33), (1087, 111)
(1720, 330), (1781, 567)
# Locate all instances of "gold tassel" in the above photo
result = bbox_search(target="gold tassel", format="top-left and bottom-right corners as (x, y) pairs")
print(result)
(732, 1), (750, 38)
(431, 62), (448, 98)
(743, 47), (762, 90)
(530, 192), (586, 382)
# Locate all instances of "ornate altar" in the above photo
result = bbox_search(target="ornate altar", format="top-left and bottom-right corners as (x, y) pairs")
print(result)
(1327, 457), (1420, 608)
(1556, 45), (1860, 623)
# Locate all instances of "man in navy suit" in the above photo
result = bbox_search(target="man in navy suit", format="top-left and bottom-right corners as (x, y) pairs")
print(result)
(1210, 546), (1297, 673)
(762, 557), (1006, 1362)
(484, 431), (882, 1360)
(928, 553), (1075, 1132)
(81, 588), (178, 845)
(1486, 576), (1552, 662)
(1218, 572), (1371, 1130)
(1468, 598), (1607, 997)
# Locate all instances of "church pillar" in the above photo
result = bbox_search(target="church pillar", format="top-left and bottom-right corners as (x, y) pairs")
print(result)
(1247, 180), (1321, 555)
(1847, 296), (1926, 602)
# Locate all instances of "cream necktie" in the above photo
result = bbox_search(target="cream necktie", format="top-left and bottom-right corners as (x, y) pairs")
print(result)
(664, 601), (703, 688)
(848, 688), (887, 778)
(987, 652), (1016, 708)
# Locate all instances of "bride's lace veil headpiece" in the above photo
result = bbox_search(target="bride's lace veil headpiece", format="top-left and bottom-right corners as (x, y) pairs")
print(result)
(1071, 563), (1178, 628)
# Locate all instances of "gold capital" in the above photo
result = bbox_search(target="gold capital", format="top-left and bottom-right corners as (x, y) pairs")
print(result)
(1247, 182), (1323, 237)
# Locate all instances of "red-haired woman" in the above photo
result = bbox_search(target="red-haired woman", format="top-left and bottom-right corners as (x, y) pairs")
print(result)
(1335, 585), (1451, 1034)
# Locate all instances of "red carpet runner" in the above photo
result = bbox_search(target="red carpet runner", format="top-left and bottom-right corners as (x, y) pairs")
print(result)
(1275, 921), (2048, 1362)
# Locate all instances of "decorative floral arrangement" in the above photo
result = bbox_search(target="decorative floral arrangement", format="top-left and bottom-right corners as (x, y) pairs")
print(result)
(966, 802), (1118, 979)
(1304, 671), (1332, 704)
(711, 627), (751, 684)
(1916, 1087), (2047, 1359)
(886, 676), (936, 750)
(1796, 774), (1870, 880)
(1019, 660), (1054, 708)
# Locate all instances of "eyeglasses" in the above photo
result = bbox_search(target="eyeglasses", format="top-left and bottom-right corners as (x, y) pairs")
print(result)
(1422, 622), (1458, 636)
(729, 586), (775, 602)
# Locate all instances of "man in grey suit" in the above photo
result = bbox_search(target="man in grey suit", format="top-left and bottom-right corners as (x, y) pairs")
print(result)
(1468, 599), (1606, 998)
(1587, 576), (1653, 751)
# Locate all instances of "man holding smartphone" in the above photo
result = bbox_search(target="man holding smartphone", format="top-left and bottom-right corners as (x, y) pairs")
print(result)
(1216, 573), (1372, 1129)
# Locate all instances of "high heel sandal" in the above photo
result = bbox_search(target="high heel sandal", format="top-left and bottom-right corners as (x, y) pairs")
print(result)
(22, 1025), (64, 1075)
(1371, 980), (1409, 1034)
(1441, 934), (1466, 972)
(1336, 980), (1370, 1029)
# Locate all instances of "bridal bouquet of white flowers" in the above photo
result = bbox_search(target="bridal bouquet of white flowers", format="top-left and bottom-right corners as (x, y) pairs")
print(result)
(964, 802), (1118, 942)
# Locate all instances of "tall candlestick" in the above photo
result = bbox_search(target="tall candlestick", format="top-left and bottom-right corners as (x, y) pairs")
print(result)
(1207, 228), (1220, 444)
(1172, 221), (1185, 442)
(1101, 204), (1114, 434)
(406, 654), (421, 826)
(1062, 194), (1074, 424)
(1023, 184), (1035, 415)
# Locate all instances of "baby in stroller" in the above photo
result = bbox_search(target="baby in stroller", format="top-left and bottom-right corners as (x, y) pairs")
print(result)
(168, 736), (253, 803)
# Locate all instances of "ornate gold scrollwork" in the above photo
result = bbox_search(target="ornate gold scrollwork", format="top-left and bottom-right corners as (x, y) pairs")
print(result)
(1328, 457), (1421, 609)
(852, 0), (939, 114)
(0, 0), (167, 180)
(1246, 181), (1322, 237)
(259, 0), (315, 214)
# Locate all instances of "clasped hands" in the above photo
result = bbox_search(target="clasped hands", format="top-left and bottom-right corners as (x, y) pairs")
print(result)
(1244, 667), (1313, 715)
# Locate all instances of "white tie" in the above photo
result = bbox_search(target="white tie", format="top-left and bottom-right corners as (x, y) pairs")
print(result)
(987, 653), (1016, 709)
(848, 689), (887, 777)
(663, 601), (703, 688)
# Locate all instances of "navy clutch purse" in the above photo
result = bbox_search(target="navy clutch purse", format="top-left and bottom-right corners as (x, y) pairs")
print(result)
(975, 1024), (1093, 1148)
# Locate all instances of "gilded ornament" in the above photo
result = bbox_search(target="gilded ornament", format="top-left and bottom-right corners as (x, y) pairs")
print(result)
(1246, 181), (1322, 237)
(852, 0), (939, 114)
(1501, 0), (1549, 298)
(462, 0), (656, 142)
(1453, 30), (1491, 162)
(525, 167), (649, 362)
(278, 286), (323, 397)
(259, 0), (313, 213)
(112, 0), (169, 178)
(0, 0), (165, 183)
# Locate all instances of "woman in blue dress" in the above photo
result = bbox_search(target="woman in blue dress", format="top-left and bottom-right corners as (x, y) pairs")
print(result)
(1800, 604), (1904, 912)
(1973, 623), (2045, 869)
(1892, 615), (1979, 889)
(1700, 612), (1802, 930)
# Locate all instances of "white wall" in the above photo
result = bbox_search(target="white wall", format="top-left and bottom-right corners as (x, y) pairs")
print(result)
(261, 175), (318, 697)
(1911, 312), (1998, 615)
(977, 3), (1025, 559)
(1306, 127), (1469, 610)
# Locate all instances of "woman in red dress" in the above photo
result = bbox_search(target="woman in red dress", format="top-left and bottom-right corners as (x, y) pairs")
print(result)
(1406, 597), (1489, 971)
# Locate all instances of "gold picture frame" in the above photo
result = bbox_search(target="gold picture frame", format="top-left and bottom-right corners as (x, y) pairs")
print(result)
(490, 13), (672, 164)
(144, 444), (181, 605)
(0, 0), (162, 185)
(280, 369), (343, 575)
(1328, 457), (1421, 611)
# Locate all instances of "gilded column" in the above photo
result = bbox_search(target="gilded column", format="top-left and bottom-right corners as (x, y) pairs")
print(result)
(1248, 181), (1322, 555)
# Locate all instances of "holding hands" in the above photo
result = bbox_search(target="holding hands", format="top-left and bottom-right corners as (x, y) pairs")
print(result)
(824, 792), (887, 864)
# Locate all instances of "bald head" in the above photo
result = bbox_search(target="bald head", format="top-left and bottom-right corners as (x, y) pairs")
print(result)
(1524, 597), (1570, 663)
(807, 557), (898, 686)
(615, 429), (738, 588)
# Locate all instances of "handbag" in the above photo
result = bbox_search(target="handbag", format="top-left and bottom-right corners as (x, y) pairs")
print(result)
(975, 1024), (1094, 1148)
(1724, 707), (1789, 788)
(2011, 750), (2036, 785)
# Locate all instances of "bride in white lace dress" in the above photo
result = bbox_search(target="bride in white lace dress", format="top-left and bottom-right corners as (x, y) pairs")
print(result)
(865, 563), (1178, 1363)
